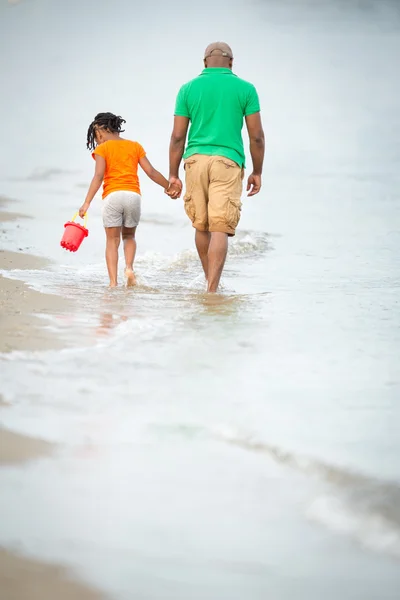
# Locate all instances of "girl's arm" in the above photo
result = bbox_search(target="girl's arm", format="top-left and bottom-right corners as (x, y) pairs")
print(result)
(139, 156), (180, 198)
(79, 155), (106, 217)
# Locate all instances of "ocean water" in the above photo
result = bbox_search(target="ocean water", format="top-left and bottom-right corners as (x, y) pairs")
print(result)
(1, 0), (400, 598)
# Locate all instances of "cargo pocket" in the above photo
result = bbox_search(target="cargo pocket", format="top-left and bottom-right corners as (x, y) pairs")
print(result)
(184, 158), (197, 171)
(217, 158), (240, 169)
(226, 197), (242, 229)
(184, 194), (196, 223)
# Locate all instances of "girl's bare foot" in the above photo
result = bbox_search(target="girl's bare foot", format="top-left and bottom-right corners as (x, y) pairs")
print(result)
(125, 268), (136, 287)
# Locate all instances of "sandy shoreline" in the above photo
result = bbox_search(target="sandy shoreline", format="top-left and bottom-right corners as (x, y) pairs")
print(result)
(0, 200), (103, 599)
(0, 394), (9, 407)
(0, 426), (104, 600)
(0, 427), (54, 466)
(0, 550), (104, 600)
(0, 250), (71, 353)
(0, 198), (66, 465)
(0, 198), (71, 353)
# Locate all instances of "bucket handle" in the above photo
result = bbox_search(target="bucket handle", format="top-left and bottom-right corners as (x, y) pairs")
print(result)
(71, 212), (88, 229)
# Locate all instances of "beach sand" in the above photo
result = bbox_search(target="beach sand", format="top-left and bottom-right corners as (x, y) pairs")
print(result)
(0, 427), (53, 466)
(0, 201), (103, 599)
(0, 394), (9, 407)
(0, 250), (71, 353)
(0, 550), (104, 600)
(0, 424), (104, 600)
(0, 197), (72, 353)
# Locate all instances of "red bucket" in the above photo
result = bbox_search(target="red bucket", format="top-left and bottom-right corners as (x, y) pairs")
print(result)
(60, 213), (89, 252)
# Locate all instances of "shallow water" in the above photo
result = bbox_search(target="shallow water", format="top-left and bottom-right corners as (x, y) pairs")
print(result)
(1, 0), (400, 598)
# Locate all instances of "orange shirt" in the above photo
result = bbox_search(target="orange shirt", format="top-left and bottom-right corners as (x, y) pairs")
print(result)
(93, 139), (146, 199)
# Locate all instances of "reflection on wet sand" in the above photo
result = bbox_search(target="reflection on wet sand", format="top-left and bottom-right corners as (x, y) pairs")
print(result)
(196, 292), (247, 316)
(96, 312), (128, 337)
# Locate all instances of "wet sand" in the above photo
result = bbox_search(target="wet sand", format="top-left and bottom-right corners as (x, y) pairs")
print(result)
(0, 428), (53, 465)
(0, 201), (103, 599)
(0, 205), (59, 462)
(0, 423), (104, 600)
(0, 394), (9, 407)
(0, 198), (71, 353)
(0, 550), (104, 600)
(0, 255), (70, 353)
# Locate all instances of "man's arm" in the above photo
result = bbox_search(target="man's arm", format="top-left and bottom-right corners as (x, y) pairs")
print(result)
(245, 112), (265, 196)
(169, 115), (190, 188)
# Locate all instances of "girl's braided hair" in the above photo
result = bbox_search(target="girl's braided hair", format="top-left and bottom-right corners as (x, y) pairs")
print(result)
(86, 112), (126, 151)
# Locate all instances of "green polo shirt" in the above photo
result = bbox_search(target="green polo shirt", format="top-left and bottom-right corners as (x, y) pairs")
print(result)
(174, 68), (260, 168)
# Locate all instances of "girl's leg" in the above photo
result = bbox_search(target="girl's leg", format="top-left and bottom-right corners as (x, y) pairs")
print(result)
(122, 226), (137, 286)
(105, 227), (121, 287)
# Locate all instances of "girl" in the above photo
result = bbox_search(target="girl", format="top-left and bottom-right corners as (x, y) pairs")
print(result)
(79, 112), (180, 287)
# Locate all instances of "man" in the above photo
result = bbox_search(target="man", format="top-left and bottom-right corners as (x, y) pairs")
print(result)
(169, 41), (265, 293)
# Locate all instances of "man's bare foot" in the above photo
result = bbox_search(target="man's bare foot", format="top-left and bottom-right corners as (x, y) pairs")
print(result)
(109, 281), (118, 288)
(125, 268), (136, 287)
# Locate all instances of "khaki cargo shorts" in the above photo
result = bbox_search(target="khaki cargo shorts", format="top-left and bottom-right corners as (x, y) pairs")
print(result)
(183, 154), (244, 236)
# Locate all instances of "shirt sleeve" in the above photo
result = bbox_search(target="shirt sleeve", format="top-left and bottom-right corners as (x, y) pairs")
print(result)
(136, 143), (146, 160)
(174, 84), (190, 118)
(92, 143), (107, 160)
(244, 84), (261, 117)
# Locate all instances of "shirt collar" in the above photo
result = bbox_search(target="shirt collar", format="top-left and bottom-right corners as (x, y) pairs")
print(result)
(201, 68), (233, 75)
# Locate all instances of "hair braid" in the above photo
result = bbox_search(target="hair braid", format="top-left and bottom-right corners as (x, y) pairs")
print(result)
(86, 112), (126, 151)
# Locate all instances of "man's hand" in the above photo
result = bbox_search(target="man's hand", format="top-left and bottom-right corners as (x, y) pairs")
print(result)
(79, 202), (90, 218)
(165, 182), (181, 199)
(247, 173), (262, 197)
(166, 176), (183, 199)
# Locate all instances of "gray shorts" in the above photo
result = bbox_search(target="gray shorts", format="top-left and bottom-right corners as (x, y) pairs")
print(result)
(102, 191), (141, 228)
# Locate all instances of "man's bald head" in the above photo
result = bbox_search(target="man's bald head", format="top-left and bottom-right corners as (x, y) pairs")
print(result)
(203, 42), (234, 68)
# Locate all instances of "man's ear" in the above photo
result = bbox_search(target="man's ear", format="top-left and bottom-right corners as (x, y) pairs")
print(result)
(203, 58), (207, 68)
(229, 58), (233, 69)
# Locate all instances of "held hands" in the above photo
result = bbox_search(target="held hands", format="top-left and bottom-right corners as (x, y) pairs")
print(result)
(165, 176), (183, 199)
(79, 202), (90, 218)
(247, 173), (262, 197)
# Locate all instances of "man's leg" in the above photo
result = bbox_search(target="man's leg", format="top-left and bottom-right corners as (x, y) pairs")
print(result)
(207, 232), (228, 292)
(195, 230), (211, 279)
(122, 226), (137, 286)
(105, 227), (121, 287)
(183, 155), (209, 278)
(207, 157), (243, 292)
